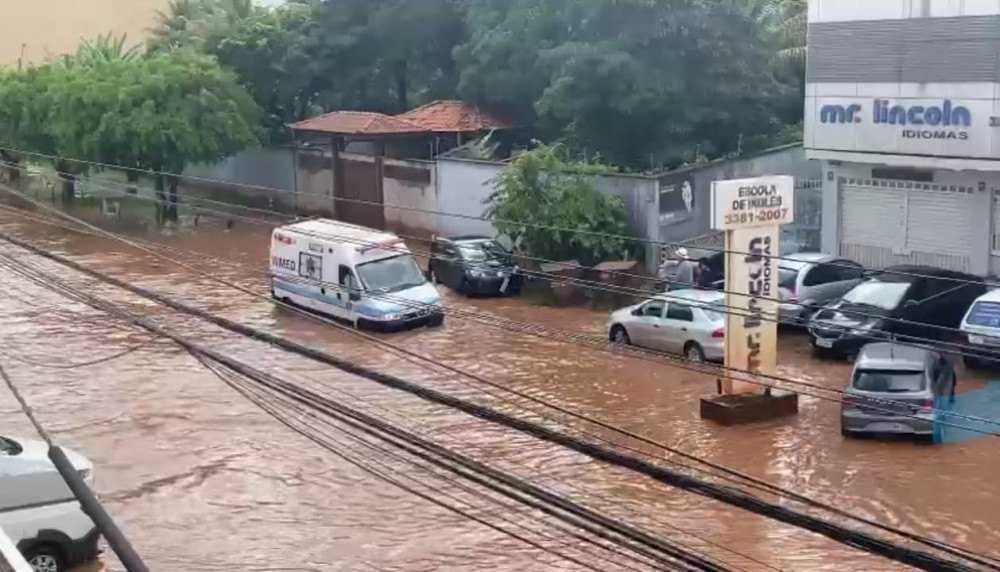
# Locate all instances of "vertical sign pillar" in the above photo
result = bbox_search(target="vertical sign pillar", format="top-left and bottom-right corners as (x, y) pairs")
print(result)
(702, 176), (798, 424)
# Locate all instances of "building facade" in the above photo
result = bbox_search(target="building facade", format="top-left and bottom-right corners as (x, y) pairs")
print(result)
(2, 0), (168, 67)
(805, 0), (1000, 276)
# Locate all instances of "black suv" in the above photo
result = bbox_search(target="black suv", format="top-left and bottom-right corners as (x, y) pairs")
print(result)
(808, 265), (986, 358)
(428, 236), (521, 296)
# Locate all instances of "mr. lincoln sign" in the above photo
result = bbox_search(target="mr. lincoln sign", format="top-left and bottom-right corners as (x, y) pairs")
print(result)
(711, 176), (794, 394)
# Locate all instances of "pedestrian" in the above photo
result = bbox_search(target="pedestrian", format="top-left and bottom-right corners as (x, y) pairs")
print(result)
(658, 247), (698, 291)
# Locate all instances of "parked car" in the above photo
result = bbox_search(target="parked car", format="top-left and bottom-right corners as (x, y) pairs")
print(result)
(607, 289), (725, 362)
(0, 435), (99, 572)
(428, 235), (521, 296)
(841, 343), (956, 440)
(777, 253), (865, 325)
(808, 265), (986, 358)
(959, 288), (1000, 369)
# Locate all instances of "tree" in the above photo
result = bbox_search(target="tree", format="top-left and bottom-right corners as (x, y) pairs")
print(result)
(486, 144), (631, 265)
(0, 49), (261, 217)
(457, 0), (798, 169)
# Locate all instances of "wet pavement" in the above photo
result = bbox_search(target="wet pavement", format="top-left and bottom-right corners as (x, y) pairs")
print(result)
(1, 206), (999, 571)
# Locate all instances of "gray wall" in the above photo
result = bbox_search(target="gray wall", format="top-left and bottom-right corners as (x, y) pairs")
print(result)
(657, 144), (822, 245)
(185, 147), (295, 194)
(435, 157), (662, 270)
(434, 158), (499, 238)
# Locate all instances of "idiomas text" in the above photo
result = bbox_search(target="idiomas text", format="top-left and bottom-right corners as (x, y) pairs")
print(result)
(820, 99), (972, 141)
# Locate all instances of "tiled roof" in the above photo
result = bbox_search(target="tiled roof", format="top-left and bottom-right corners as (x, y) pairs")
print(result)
(396, 100), (515, 133)
(290, 111), (427, 135)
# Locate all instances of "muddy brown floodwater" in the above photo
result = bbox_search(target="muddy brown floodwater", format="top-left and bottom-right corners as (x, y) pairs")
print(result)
(1, 206), (999, 572)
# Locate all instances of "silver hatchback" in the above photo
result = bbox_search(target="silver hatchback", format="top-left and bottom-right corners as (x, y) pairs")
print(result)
(841, 343), (956, 439)
(778, 253), (864, 325)
(607, 289), (726, 362)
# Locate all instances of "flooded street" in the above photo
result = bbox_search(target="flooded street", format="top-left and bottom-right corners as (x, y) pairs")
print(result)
(1, 207), (999, 571)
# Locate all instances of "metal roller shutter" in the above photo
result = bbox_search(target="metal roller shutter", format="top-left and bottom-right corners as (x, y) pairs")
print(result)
(839, 182), (905, 269)
(839, 178), (975, 272)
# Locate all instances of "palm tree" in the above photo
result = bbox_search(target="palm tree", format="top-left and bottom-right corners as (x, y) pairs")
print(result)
(74, 32), (142, 66)
(148, 0), (259, 53)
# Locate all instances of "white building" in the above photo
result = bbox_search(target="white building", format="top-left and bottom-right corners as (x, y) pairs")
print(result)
(805, 0), (1000, 276)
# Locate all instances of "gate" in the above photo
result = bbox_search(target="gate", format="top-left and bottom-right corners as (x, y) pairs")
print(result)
(335, 155), (385, 230)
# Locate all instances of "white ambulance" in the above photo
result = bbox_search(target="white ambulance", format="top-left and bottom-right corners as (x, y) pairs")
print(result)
(269, 219), (444, 331)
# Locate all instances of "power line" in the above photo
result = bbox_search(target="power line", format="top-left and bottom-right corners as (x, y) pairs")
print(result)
(5, 191), (988, 435)
(0, 231), (990, 570)
(1, 253), (726, 572)
(7, 160), (1000, 373)
(3, 196), (1000, 567)
(3, 145), (998, 291)
(6, 166), (997, 366)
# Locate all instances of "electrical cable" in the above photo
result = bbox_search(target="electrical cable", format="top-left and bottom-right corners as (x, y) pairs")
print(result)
(194, 355), (675, 572)
(6, 164), (1000, 376)
(5, 167), (998, 370)
(4, 145), (998, 292)
(0, 254), (726, 572)
(6, 194), (1000, 572)
(4, 193), (989, 435)
(0, 235), (989, 570)
(2, 199), (1000, 567)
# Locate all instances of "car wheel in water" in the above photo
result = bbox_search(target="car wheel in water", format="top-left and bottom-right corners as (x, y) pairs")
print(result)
(24, 545), (64, 572)
(610, 326), (630, 345)
(685, 343), (706, 363)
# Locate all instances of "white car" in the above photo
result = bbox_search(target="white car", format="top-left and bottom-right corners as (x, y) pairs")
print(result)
(0, 436), (99, 572)
(607, 289), (726, 362)
(959, 288), (1000, 369)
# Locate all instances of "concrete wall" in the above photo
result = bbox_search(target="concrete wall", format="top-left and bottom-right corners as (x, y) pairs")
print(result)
(179, 148), (298, 214)
(657, 144), (822, 245)
(382, 157), (437, 237)
(186, 148), (295, 194)
(435, 158), (501, 238)
(435, 157), (663, 271)
(592, 173), (660, 270)
(295, 148), (335, 215)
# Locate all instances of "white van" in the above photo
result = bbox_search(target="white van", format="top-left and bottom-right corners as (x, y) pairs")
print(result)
(960, 288), (1000, 369)
(0, 435), (99, 572)
(270, 219), (444, 331)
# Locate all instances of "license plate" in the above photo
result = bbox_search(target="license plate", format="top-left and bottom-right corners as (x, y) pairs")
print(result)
(969, 335), (985, 345)
(500, 277), (510, 293)
(870, 422), (910, 433)
(815, 337), (834, 349)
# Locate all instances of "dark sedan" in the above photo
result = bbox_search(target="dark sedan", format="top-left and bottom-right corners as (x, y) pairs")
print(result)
(808, 265), (985, 358)
(428, 235), (521, 296)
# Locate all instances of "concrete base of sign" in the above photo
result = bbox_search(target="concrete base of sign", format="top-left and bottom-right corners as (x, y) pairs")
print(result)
(700, 391), (799, 426)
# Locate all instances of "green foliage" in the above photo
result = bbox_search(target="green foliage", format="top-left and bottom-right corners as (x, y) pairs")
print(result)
(487, 144), (632, 264)
(9, 0), (809, 172)
(0, 49), (261, 173)
(458, 0), (801, 169)
(71, 33), (143, 67)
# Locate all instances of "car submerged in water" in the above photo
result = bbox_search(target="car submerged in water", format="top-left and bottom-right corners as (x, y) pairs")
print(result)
(808, 265), (985, 358)
(428, 235), (521, 296)
(841, 343), (956, 440)
(607, 289), (726, 363)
